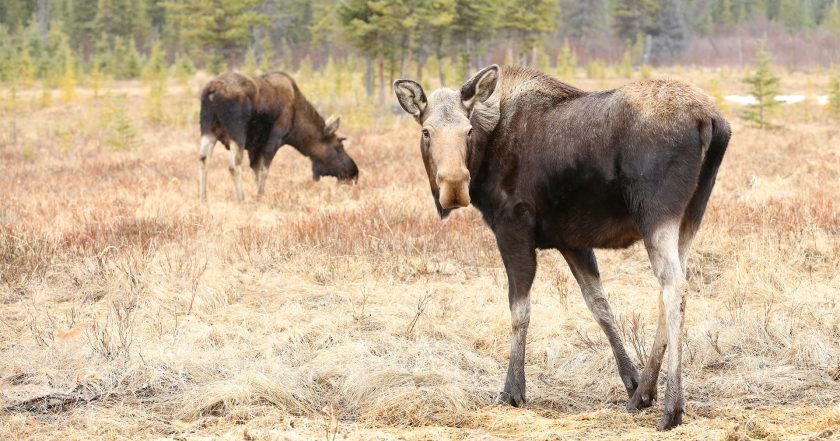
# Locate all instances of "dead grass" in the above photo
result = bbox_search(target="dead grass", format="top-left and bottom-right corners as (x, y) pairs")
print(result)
(0, 70), (838, 440)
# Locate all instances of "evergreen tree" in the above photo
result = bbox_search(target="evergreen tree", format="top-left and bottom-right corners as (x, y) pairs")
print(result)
(90, 55), (104, 98)
(651, 0), (691, 63)
(560, 0), (608, 40)
(59, 44), (77, 102)
(1, 0), (36, 31)
(111, 36), (143, 79)
(613, 0), (659, 43)
(451, 0), (498, 73)
(741, 42), (781, 128)
(103, 94), (138, 150)
(243, 46), (258, 75)
(164, 0), (267, 72)
(713, 0), (735, 27)
(824, 1), (840, 35)
(41, 20), (73, 86)
(145, 54), (167, 123)
(142, 39), (167, 81)
(338, 0), (389, 97)
(95, 0), (150, 45)
(497, 0), (557, 65)
(555, 39), (578, 79)
(745, 0), (769, 21)
(778, 0), (812, 29)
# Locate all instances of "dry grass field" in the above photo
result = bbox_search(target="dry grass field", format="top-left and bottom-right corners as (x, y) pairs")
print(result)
(1, 68), (839, 440)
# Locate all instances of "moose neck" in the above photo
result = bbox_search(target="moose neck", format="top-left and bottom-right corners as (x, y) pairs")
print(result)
(285, 92), (325, 157)
(467, 131), (507, 219)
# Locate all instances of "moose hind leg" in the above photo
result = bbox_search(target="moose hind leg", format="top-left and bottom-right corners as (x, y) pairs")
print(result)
(228, 141), (245, 202)
(198, 134), (216, 201)
(561, 248), (639, 398)
(644, 220), (687, 430)
(627, 295), (667, 411)
(678, 220), (699, 279)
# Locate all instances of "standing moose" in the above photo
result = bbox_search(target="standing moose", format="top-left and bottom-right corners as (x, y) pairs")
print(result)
(199, 71), (358, 202)
(394, 65), (730, 430)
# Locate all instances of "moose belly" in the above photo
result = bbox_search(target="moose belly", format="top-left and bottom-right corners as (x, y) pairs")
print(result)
(535, 174), (642, 250)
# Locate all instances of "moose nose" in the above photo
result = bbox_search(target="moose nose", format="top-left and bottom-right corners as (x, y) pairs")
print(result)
(437, 169), (471, 209)
(436, 168), (470, 186)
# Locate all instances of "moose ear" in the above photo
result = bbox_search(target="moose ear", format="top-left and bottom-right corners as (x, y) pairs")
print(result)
(460, 64), (499, 109)
(393, 80), (427, 120)
(324, 115), (340, 136)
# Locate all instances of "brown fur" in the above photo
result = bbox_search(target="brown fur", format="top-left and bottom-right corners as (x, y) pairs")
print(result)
(198, 71), (358, 201)
(394, 65), (732, 431)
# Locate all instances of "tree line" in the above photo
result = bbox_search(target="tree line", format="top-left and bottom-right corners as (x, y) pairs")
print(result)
(2, 0), (840, 95)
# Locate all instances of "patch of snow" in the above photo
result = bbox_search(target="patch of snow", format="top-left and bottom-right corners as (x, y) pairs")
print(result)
(725, 95), (757, 105)
(774, 95), (805, 104)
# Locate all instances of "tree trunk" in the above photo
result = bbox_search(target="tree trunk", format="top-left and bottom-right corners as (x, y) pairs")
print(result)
(404, 42), (414, 79)
(378, 57), (385, 104)
(416, 50), (426, 82)
(436, 45), (445, 87)
(37, 0), (49, 43)
(364, 56), (373, 98)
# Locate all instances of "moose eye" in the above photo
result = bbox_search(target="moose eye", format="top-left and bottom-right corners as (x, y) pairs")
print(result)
(422, 129), (430, 139)
(467, 127), (473, 137)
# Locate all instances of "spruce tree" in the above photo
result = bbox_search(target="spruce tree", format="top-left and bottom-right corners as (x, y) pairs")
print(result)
(243, 47), (258, 75)
(824, 2), (840, 36)
(19, 43), (36, 87)
(613, 0), (659, 43)
(741, 42), (781, 128)
(90, 55), (104, 99)
(651, 0), (690, 63)
(164, 0), (266, 72)
(59, 45), (77, 102)
(555, 39), (578, 79)
(497, 0), (557, 65)
(144, 41), (167, 123)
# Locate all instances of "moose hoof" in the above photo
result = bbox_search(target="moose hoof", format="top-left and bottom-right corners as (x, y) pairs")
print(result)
(626, 389), (656, 411)
(493, 391), (525, 407)
(657, 407), (684, 431)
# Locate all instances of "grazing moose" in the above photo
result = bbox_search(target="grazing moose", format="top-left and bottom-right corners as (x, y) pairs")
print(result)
(199, 71), (358, 202)
(394, 65), (730, 430)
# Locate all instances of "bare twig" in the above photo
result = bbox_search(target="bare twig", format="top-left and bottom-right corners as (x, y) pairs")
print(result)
(406, 292), (432, 335)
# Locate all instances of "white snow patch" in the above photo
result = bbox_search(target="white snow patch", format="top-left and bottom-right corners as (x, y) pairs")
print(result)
(724, 95), (829, 106)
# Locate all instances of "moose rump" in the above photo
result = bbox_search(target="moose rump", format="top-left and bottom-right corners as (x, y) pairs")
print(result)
(199, 71), (357, 202)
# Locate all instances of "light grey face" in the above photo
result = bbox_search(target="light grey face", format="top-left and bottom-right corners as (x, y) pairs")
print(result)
(418, 89), (473, 209)
(394, 65), (500, 213)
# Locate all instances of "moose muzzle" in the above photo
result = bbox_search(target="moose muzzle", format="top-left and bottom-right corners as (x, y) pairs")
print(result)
(436, 169), (471, 209)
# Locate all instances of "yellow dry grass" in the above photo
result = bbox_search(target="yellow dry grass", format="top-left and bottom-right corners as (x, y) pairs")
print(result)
(0, 69), (838, 441)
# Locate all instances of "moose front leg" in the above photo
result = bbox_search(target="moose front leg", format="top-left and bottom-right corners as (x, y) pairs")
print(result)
(198, 134), (216, 201)
(493, 206), (537, 407)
